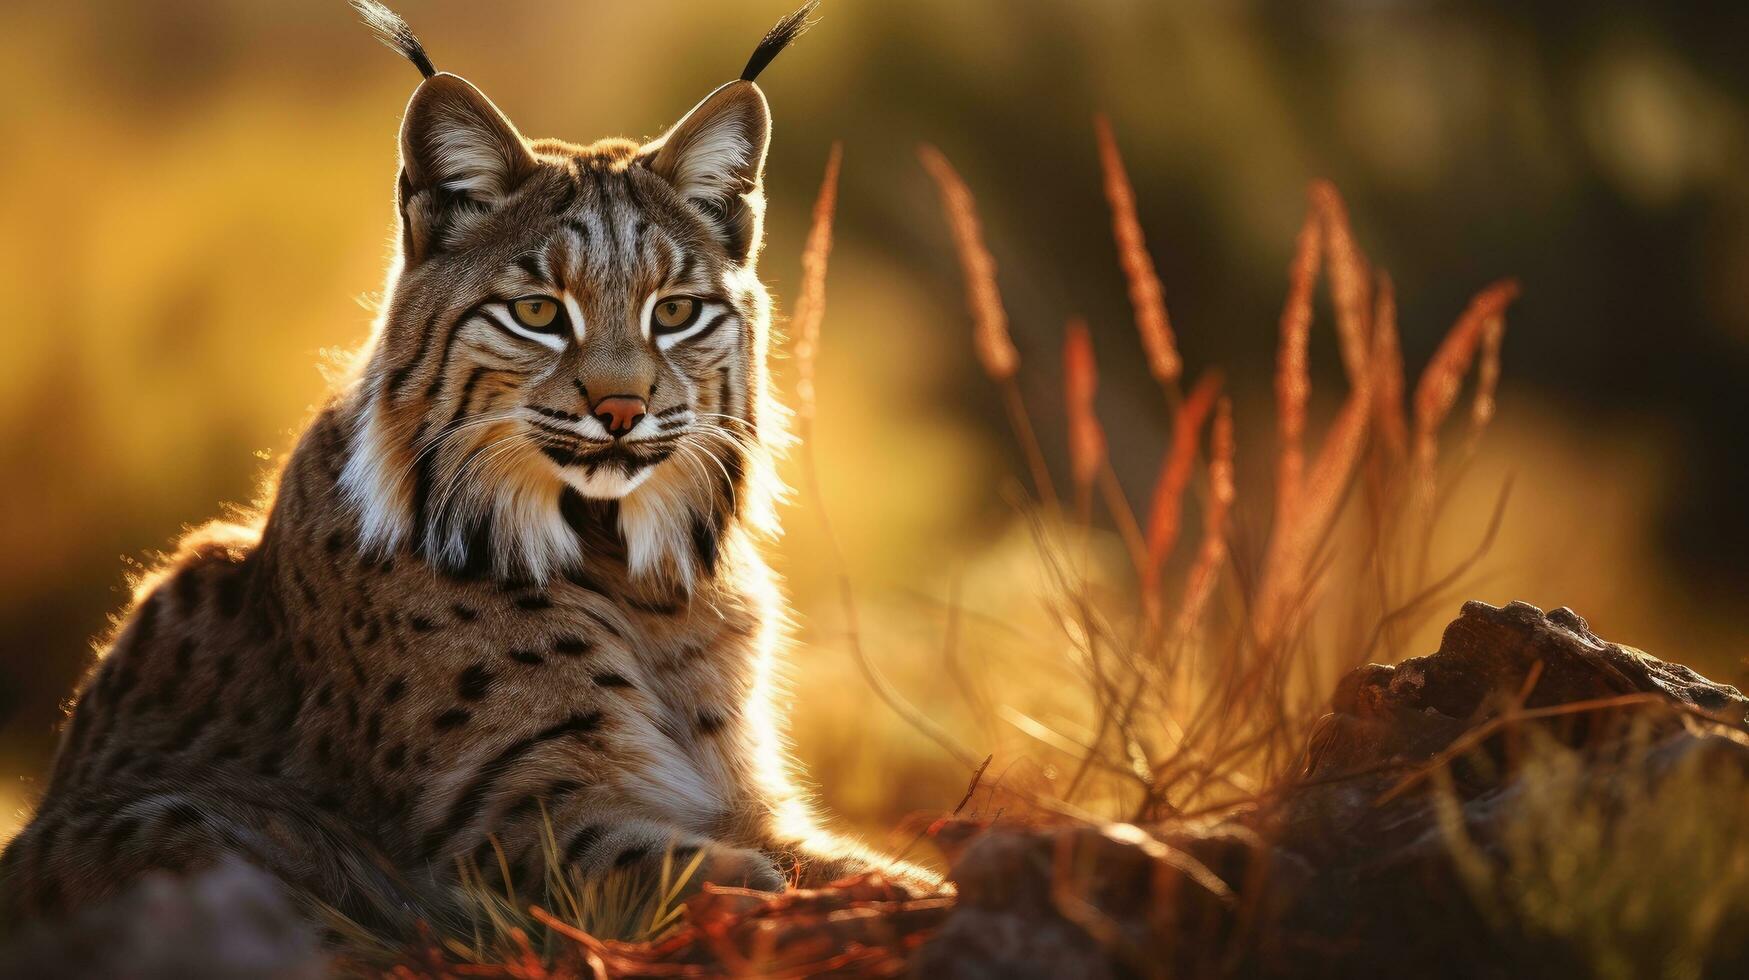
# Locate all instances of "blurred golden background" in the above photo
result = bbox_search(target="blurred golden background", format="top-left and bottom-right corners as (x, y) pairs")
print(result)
(2, 1), (1746, 852)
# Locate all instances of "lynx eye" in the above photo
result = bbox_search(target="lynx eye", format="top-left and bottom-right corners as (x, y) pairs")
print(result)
(651, 296), (700, 334)
(511, 296), (563, 332)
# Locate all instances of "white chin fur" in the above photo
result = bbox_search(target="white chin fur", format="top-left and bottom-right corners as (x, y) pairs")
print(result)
(560, 464), (655, 499)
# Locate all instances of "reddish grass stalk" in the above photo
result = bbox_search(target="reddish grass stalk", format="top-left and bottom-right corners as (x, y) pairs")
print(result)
(792, 142), (842, 424)
(1256, 334), (1375, 647)
(1143, 371), (1222, 593)
(1467, 314), (1506, 452)
(1097, 462), (1151, 580)
(1003, 383), (1063, 514)
(918, 144), (1020, 382)
(1411, 279), (1520, 520)
(1310, 181), (1373, 389)
(1063, 318), (1106, 519)
(1273, 205), (1323, 526)
(1095, 114), (1182, 387)
(1173, 395), (1235, 641)
(1300, 378), (1374, 538)
(920, 144), (1059, 512)
(1370, 271), (1409, 460)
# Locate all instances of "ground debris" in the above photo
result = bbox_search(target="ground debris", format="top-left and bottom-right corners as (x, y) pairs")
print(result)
(380, 873), (949, 979)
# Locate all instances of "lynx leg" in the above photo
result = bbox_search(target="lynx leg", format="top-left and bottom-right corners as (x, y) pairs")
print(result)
(0, 776), (441, 940)
(555, 817), (786, 894)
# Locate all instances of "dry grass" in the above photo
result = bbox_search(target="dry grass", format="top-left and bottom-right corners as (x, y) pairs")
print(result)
(320, 815), (707, 974)
(1143, 370), (1220, 598)
(1062, 318), (1107, 520)
(1440, 722), (1749, 980)
(1172, 396), (1234, 645)
(909, 124), (1522, 832)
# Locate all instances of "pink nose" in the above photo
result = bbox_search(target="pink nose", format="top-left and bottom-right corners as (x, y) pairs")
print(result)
(591, 396), (647, 438)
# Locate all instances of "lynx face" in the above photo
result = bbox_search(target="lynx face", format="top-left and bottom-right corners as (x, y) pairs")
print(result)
(342, 70), (782, 586)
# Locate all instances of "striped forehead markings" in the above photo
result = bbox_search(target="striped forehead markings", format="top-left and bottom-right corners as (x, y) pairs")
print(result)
(622, 172), (648, 212)
(589, 169), (620, 258)
(550, 188), (693, 290)
(549, 174), (579, 216)
(558, 220), (590, 283)
(513, 253), (550, 286)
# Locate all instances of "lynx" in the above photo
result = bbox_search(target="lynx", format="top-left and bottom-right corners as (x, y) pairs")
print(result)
(0, 0), (927, 937)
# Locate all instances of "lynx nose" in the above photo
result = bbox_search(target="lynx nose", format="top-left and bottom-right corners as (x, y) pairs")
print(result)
(591, 395), (647, 438)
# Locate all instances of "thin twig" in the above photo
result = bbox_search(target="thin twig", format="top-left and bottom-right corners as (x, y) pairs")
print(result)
(955, 754), (995, 816)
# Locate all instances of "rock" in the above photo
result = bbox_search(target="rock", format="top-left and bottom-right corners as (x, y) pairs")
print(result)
(916, 601), (1749, 979)
(1303, 600), (1748, 780)
(916, 820), (1295, 980)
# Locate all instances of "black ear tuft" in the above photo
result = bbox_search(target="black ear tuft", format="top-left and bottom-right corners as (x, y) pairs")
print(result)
(739, 1), (819, 83)
(353, 0), (437, 79)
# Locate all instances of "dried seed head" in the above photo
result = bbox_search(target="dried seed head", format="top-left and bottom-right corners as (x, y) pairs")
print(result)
(1411, 279), (1520, 515)
(919, 144), (1020, 382)
(1255, 375), (1373, 647)
(1096, 115), (1181, 386)
(1468, 315), (1506, 448)
(1173, 396), (1235, 640)
(1310, 181), (1373, 389)
(793, 143), (843, 422)
(1370, 271), (1409, 460)
(1145, 371), (1223, 589)
(1275, 205), (1323, 521)
(1063, 318), (1106, 497)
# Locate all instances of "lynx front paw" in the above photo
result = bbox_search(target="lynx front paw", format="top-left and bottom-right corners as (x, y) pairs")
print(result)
(682, 844), (786, 893)
(565, 820), (789, 895)
(771, 837), (945, 893)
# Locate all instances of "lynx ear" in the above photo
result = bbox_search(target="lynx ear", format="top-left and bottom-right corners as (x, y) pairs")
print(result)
(396, 73), (535, 257)
(644, 81), (771, 262)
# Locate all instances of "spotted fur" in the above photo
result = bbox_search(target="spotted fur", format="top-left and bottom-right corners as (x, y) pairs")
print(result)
(0, 2), (930, 935)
